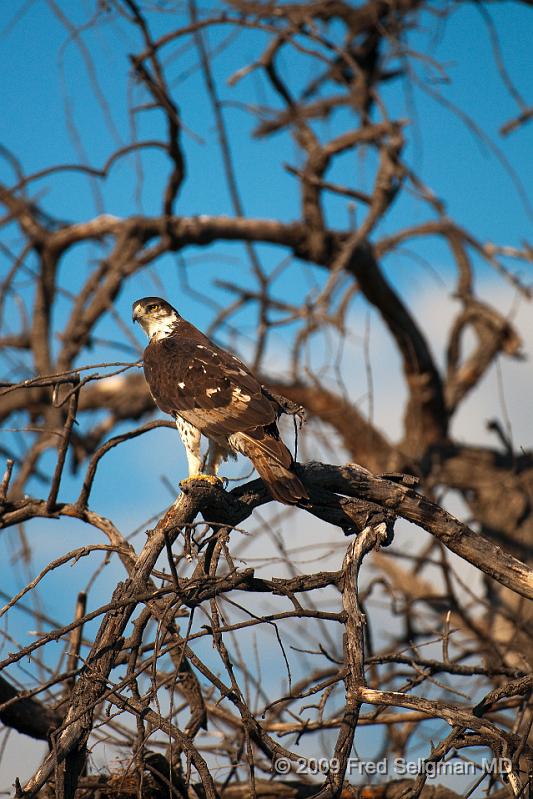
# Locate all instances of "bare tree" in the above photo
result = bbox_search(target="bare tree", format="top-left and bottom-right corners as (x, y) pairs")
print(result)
(0, 1), (532, 798)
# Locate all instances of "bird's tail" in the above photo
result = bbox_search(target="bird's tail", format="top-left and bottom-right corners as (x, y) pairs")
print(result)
(230, 429), (308, 505)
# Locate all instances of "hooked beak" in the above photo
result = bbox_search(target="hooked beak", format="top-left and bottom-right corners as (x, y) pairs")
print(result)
(132, 305), (142, 323)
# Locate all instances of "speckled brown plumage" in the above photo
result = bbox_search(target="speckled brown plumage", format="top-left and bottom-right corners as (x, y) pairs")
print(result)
(134, 297), (308, 504)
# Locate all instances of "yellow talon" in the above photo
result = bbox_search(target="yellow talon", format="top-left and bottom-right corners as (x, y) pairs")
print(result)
(180, 474), (223, 487)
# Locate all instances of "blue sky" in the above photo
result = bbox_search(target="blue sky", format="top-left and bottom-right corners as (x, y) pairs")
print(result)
(0, 0), (532, 791)
(2, 0), (531, 389)
(2, 2), (531, 342)
(2, 3), (531, 234)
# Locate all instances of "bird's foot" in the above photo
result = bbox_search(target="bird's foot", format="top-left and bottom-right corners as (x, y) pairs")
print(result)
(180, 473), (223, 488)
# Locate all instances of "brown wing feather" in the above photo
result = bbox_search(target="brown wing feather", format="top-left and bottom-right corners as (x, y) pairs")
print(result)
(143, 320), (276, 436)
(234, 425), (292, 467)
(143, 318), (307, 503)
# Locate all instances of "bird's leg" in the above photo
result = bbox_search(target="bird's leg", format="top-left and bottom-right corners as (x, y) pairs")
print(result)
(175, 418), (222, 487)
(185, 440), (224, 486)
(184, 442), (203, 478)
(205, 441), (226, 477)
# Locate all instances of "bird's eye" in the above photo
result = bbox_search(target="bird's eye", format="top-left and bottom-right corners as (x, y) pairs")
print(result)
(147, 303), (160, 313)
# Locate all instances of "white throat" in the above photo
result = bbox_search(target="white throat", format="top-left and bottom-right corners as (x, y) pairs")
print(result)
(145, 315), (178, 341)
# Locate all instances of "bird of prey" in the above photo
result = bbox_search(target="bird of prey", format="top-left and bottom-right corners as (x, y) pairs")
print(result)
(132, 297), (308, 505)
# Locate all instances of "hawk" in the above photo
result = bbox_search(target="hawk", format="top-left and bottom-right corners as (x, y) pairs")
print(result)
(132, 297), (308, 504)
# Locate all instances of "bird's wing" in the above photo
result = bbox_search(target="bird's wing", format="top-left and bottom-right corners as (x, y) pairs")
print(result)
(143, 328), (276, 438)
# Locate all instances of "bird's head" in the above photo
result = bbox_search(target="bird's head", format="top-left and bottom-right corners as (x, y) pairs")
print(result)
(132, 297), (180, 340)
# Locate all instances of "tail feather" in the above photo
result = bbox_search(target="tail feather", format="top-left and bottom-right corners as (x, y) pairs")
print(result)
(230, 430), (308, 505)
(250, 448), (308, 504)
